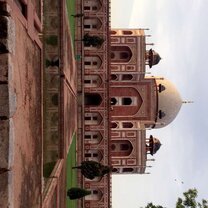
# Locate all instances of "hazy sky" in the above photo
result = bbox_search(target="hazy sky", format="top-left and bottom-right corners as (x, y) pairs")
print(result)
(111, 0), (208, 207)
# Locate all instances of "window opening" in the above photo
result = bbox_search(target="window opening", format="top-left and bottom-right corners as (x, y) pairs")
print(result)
(110, 74), (117, 80)
(84, 25), (91, 29)
(122, 74), (133, 80)
(84, 6), (90, 10)
(85, 61), (91, 65)
(85, 116), (91, 120)
(85, 153), (91, 157)
(111, 122), (118, 128)
(85, 135), (91, 139)
(84, 80), (91, 84)
(122, 122), (133, 128)
(120, 144), (130, 151)
(111, 144), (116, 150)
(111, 98), (117, 105)
(123, 168), (133, 172)
(85, 93), (102, 106)
(122, 98), (132, 105)
(120, 52), (130, 60)
(92, 6), (97, 10)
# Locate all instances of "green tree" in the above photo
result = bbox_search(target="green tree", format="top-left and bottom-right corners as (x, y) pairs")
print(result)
(67, 187), (91, 200)
(176, 189), (208, 208)
(144, 203), (165, 208)
(76, 33), (104, 48)
(72, 160), (112, 180)
(142, 189), (208, 208)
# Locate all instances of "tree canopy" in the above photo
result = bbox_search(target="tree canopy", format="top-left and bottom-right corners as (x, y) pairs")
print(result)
(142, 189), (208, 208)
(82, 33), (104, 48)
(144, 202), (165, 208)
(67, 187), (91, 200)
(72, 160), (112, 180)
(176, 189), (208, 208)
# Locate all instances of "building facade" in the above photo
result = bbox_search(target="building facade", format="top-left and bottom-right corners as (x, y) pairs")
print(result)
(75, 0), (182, 208)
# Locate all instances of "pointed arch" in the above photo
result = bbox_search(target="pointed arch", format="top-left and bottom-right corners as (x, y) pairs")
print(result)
(83, 0), (102, 12)
(122, 122), (133, 128)
(111, 46), (132, 63)
(84, 56), (102, 69)
(84, 112), (102, 125)
(84, 75), (102, 88)
(110, 140), (133, 157)
(84, 18), (102, 30)
(85, 189), (103, 201)
(110, 97), (117, 105)
(85, 93), (102, 106)
(84, 150), (103, 162)
(110, 74), (118, 81)
(111, 122), (118, 129)
(84, 131), (102, 144)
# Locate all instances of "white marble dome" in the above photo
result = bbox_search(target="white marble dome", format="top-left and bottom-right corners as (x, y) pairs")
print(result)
(154, 78), (182, 128)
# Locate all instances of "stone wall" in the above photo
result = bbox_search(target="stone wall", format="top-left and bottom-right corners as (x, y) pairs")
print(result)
(0, 2), (15, 207)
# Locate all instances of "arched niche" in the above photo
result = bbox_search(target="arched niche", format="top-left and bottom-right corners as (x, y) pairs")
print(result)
(110, 97), (117, 105)
(84, 112), (102, 125)
(84, 17), (102, 30)
(122, 167), (134, 173)
(85, 93), (102, 106)
(84, 131), (102, 144)
(111, 122), (118, 129)
(110, 97), (137, 106)
(110, 87), (143, 116)
(84, 150), (103, 162)
(122, 122), (133, 128)
(83, 0), (102, 12)
(122, 97), (132, 105)
(84, 56), (102, 69)
(110, 74), (118, 81)
(111, 46), (132, 63)
(84, 75), (102, 88)
(110, 140), (133, 157)
(85, 189), (103, 201)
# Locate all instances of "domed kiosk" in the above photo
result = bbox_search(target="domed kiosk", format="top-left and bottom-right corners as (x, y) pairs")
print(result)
(154, 78), (182, 128)
(146, 135), (162, 156)
(146, 49), (161, 68)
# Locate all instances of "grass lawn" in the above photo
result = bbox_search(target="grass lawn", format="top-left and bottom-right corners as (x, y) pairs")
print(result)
(66, 0), (76, 46)
(66, 133), (77, 208)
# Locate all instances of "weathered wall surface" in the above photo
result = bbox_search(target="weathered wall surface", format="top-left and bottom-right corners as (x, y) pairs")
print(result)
(0, 1), (42, 207)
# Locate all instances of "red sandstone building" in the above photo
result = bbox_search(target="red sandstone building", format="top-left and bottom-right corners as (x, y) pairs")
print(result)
(0, 0), (183, 207)
(75, 0), (182, 208)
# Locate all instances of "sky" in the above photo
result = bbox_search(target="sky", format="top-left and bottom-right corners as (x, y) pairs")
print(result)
(111, 0), (208, 207)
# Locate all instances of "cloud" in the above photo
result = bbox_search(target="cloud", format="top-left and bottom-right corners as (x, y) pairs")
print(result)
(111, 0), (136, 28)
